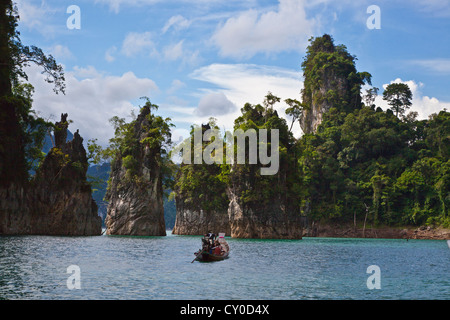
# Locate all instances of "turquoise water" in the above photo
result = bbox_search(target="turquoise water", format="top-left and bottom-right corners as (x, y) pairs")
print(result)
(0, 231), (449, 300)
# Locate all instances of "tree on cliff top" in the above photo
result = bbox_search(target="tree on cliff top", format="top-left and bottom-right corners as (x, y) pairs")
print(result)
(382, 83), (413, 118)
(0, 2), (65, 97)
(90, 98), (175, 193)
(173, 118), (229, 213)
(0, 1), (65, 186)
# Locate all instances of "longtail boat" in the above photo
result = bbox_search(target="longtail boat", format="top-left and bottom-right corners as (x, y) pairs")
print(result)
(192, 232), (230, 262)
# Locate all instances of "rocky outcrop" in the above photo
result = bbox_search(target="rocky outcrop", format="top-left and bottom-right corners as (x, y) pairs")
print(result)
(0, 113), (102, 236)
(227, 189), (302, 239)
(171, 123), (231, 236)
(299, 34), (365, 134)
(300, 76), (348, 134)
(104, 106), (166, 236)
(172, 196), (230, 236)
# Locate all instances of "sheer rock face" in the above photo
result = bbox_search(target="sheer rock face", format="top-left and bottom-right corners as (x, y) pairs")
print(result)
(227, 189), (303, 240)
(172, 180), (302, 239)
(300, 75), (348, 134)
(0, 113), (102, 236)
(104, 106), (166, 236)
(172, 195), (230, 236)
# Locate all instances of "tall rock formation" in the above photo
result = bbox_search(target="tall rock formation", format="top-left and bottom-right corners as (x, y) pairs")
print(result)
(299, 34), (371, 134)
(172, 106), (303, 239)
(172, 123), (231, 236)
(172, 199), (230, 236)
(227, 188), (302, 239)
(227, 104), (303, 239)
(105, 105), (167, 236)
(0, 113), (102, 235)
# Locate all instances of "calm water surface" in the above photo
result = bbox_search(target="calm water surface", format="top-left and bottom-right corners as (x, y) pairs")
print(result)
(0, 231), (449, 300)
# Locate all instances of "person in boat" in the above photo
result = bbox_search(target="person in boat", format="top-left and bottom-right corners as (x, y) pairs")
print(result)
(206, 231), (216, 240)
(213, 240), (223, 255)
(206, 231), (216, 246)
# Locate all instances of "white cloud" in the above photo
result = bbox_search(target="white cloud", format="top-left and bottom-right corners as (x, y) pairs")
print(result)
(105, 46), (117, 62)
(167, 79), (186, 94)
(94, 0), (161, 13)
(162, 15), (191, 34)
(121, 31), (156, 57)
(409, 59), (450, 74)
(195, 92), (237, 117)
(15, 0), (60, 35)
(49, 45), (73, 60)
(212, 0), (316, 58)
(376, 78), (450, 120)
(162, 40), (201, 66)
(25, 65), (159, 146)
(163, 41), (184, 61)
(190, 63), (303, 136)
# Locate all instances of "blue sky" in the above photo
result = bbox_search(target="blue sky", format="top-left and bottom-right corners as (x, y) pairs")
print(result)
(15, 0), (450, 145)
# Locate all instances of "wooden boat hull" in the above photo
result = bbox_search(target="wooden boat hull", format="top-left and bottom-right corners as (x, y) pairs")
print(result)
(196, 251), (229, 262)
(193, 233), (230, 262)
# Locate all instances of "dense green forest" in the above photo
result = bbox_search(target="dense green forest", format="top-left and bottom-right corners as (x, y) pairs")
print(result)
(60, 35), (450, 230)
(171, 98), (449, 229)
(1, 0), (448, 232)
(171, 35), (449, 229)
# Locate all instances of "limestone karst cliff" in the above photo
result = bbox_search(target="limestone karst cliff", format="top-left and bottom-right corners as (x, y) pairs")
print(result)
(171, 123), (231, 236)
(0, 113), (102, 235)
(104, 104), (168, 236)
(172, 106), (303, 239)
(299, 34), (371, 134)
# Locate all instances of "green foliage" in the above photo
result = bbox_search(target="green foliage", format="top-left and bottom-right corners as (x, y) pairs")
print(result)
(12, 82), (53, 175)
(298, 105), (449, 227)
(97, 98), (174, 189)
(382, 83), (413, 118)
(301, 34), (371, 115)
(173, 118), (229, 212)
(228, 94), (301, 210)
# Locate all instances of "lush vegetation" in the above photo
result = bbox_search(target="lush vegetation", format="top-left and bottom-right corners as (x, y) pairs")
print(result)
(301, 34), (371, 118)
(298, 106), (449, 228)
(172, 119), (229, 213)
(0, 2), (65, 186)
(88, 98), (174, 191)
(2, 3), (448, 232)
(171, 34), (449, 229)
(226, 94), (301, 211)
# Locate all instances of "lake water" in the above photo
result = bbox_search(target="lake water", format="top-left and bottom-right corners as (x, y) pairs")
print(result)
(0, 231), (449, 300)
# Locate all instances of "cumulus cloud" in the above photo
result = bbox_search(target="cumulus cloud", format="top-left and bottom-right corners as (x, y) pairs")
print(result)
(195, 92), (237, 117)
(121, 31), (156, 57)
(25, 65), (159, 146)
(212, 0), (316, 58)
(49, 45), (74, 61)
(376, 78), (450, 120)
(190, 63), (303, 137)
(15, 0), (60, 35)
(162, 40), (200, 66)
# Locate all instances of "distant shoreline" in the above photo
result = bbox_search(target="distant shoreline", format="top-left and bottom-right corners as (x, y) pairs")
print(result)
(303, 223), (450, 240)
